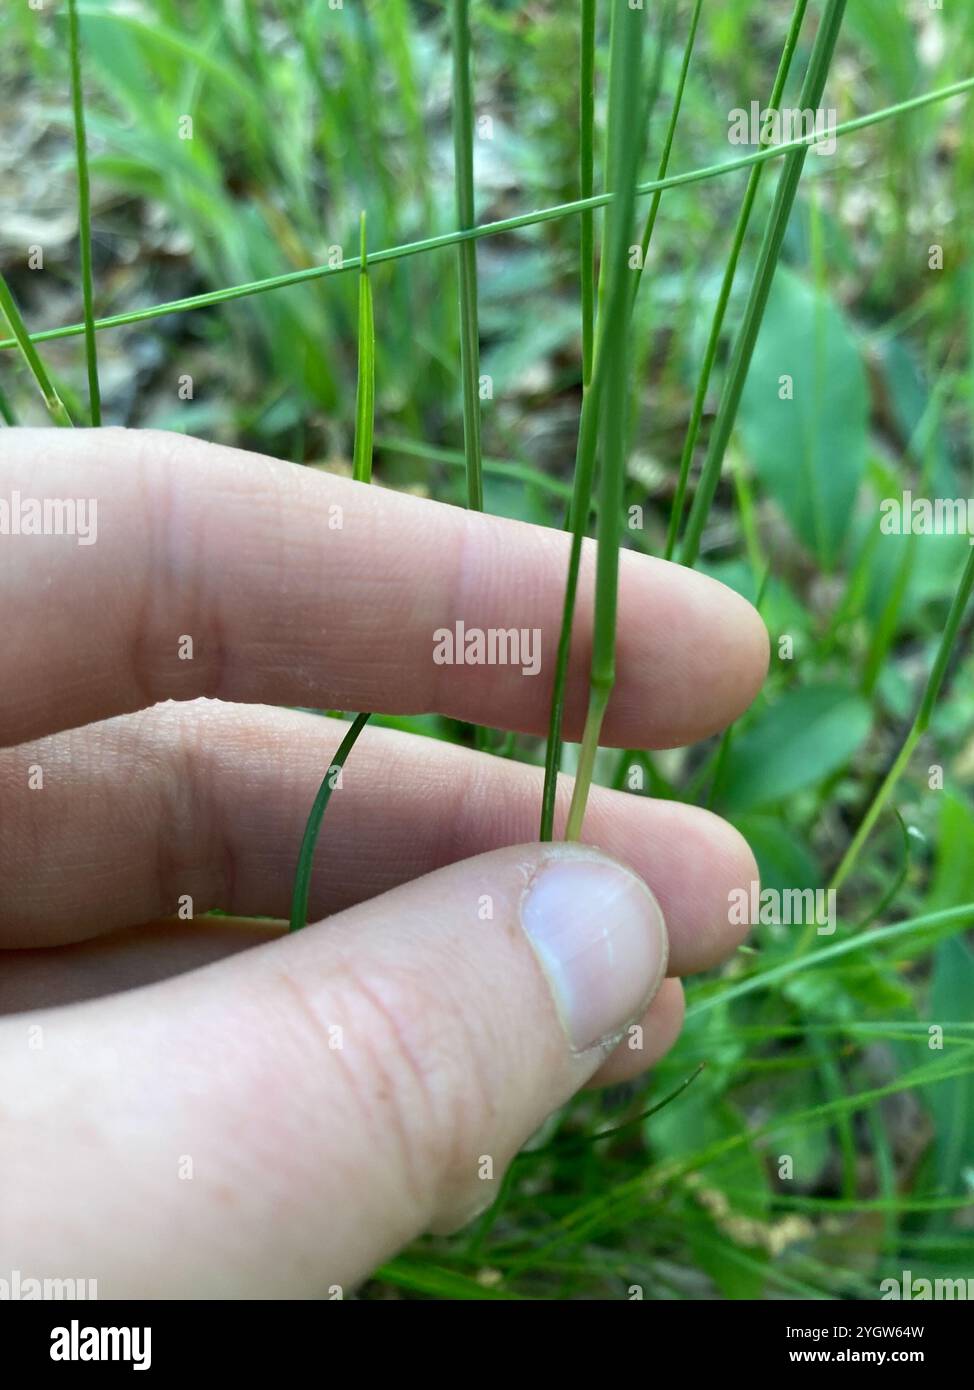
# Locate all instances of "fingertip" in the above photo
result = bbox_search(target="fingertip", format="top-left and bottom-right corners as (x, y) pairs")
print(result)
(609, 556), (770, 748)
(664, 803), (761, 969)
(717, 814), (762, 954)
(586, 977), (685, 1087)
(579, 793), (760, 976)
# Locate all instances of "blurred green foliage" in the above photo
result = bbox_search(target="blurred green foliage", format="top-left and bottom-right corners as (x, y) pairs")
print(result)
(3, 0), (973, 1300)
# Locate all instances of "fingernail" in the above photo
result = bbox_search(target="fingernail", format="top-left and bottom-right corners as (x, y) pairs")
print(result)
(520, 852), (668, 1052)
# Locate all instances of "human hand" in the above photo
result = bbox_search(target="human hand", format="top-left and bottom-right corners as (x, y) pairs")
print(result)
(0, 428), (767, 1296)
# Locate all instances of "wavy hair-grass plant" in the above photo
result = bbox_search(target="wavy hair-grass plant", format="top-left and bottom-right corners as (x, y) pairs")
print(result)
(4, 2), (974, 1300)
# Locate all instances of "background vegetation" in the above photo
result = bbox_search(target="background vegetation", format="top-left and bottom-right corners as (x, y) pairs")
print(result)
(3, 0), (973, 1299)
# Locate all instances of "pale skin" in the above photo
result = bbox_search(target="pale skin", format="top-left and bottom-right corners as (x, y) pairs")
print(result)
(0, 428), (768, 1296)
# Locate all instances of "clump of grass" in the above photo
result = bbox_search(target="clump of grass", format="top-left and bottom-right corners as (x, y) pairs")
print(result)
(541, 0), (689, 840)
(0, 0), (100, 428)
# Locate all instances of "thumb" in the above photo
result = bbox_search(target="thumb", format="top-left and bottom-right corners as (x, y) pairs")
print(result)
(1, 844), (668, 1296)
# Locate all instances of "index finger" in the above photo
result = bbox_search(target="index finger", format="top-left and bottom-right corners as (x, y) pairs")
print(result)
(0, 428), (767, 746)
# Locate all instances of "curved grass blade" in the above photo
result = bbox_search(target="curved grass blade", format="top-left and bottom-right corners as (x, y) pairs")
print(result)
(0, 274), (72, 425)
(289, 712), (372, 933)
(352, 211), (375, 484)
(852, 810), (911, 932)
(665, 0), (809, 559)
(679, 0), (849, 567)
(523, 1063), (706, 1158)
(68, 0), (100, 425)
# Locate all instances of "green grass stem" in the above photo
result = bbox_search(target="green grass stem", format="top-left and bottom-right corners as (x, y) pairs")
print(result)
(0, 274), (72, 425)
(678, 0), (848, 567)
(352, 211), (375, 484)
(664, 0), (809, 559)
(679, 0), (848, 567)
(0, 378), (18, 425)
(630, 0), (703, 307)
(451, 0), (483, 511)
(561, 1), (645, 842)
(67, 0), (100, 426)
(579, 0), (596, 389)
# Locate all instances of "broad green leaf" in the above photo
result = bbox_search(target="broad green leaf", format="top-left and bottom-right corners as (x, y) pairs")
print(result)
(720, 684), (872, 813)
(739, 267), (868, 568)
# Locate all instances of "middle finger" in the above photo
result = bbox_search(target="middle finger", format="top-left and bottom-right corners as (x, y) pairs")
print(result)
(0, 699), (755, 972)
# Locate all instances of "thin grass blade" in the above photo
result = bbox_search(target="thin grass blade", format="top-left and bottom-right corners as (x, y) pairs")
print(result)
(561, 1), (646, 841)
(352, 211), (375, 484)
(451, 0), (483, 511)
(289, 712), (372, 933)
(0, 378), (17, 425)
(68, 0), (100, 425)
(665, 0), (809, 559)
(5, 76), (972, 354)
(0, 274), (72, 425)
(630, 0), (703, 307)
(579, 0), (596, 389)
(679, 0), (849, 566)
(540, 0), (649, 840)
